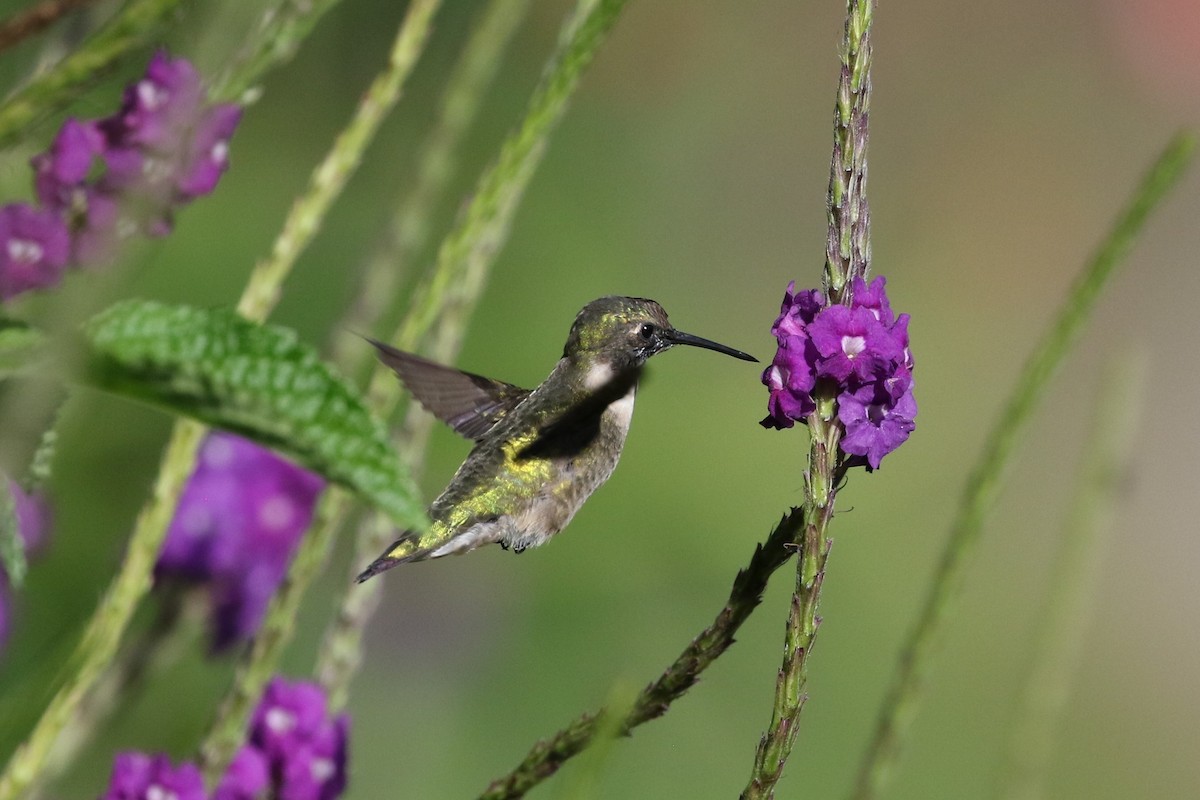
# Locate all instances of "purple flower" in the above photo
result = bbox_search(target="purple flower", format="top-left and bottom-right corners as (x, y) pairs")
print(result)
(771, 281), (824, 338)
(848, 274), (894, 325)
(761, 275), (916, 468)
(177, 104), (242, 199)
(760, 340), (817, 429)
(249, 678), (349, 800)
(32, 118), (106, 213)
(214, 746), (270, 800)
(104, 52), (206, 151)
(99, 752), (205, 800)
(157, 433), (324, 651)
(0, 203), (70, 301)
(1, 480), (52, 654)
(838, 370), (917, 469)
(808, 304), (901, 383)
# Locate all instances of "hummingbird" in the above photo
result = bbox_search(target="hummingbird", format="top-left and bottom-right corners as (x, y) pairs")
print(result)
(355, 296), (757, 583)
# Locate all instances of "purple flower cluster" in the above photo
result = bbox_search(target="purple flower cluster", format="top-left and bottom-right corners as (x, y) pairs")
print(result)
(761, 276), (916, 469)
(0, 479), (51, 654)
(99, 678), (348, 800)
(157, 433), (324, 651)
(1, 51), (241, 301)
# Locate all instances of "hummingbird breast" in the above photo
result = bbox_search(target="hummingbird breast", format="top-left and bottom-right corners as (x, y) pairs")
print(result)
(427, 378), (637, 558)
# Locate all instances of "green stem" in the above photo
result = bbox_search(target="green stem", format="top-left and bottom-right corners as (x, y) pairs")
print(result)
(0, 419), (207, 800)
(478, 510), (804, 800)
(315, 0), (631, 708)
(742, 2), (873, 794)
(235, 0), (443, 323)
(0, 0), (187, 148)
(850, 131), (1196, 800)
(209, 0), (344, 104)
(996, 353), (1145, 800)
(330, 0), (533, 374)
(824, 0), (873, 300)
(199, 489), (348, 783)
(197, 0), (444, 781)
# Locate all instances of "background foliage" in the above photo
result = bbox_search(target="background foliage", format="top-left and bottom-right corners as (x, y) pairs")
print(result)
(0, 0), (1197, 797)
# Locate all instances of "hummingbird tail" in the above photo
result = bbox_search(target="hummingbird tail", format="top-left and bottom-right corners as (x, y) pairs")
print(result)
(354, 531), (433, 583)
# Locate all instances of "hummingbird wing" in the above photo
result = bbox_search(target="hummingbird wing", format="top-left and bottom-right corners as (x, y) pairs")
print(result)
(369, 339), (530, 441)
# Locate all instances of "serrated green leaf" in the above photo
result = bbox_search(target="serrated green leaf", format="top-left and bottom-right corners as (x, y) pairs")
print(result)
(84, 300), (427, 532)
(0, 479), (26, 589)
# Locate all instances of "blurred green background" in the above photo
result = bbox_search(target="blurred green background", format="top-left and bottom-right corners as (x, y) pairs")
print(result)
(1, 0), (1198, 797)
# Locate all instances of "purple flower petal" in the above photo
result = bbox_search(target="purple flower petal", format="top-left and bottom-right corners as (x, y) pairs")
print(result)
(808, 304), (901, 383)
(848, 275), (894, 325)
(771, 281), (824, 339)
(214, 745), (270, 800)
(32, 118), (105, 212)
(177, 103), (242, 199)
(0, 203), (70, 301)
(99, 752), (206, 800)
(250, 678), (332, 763)
(838, 376), (917, 469)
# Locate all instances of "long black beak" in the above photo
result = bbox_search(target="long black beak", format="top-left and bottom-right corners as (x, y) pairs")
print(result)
(665, 329), (758, 362)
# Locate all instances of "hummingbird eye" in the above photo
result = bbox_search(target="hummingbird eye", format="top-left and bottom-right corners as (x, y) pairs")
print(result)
(638, 323), (655, 341)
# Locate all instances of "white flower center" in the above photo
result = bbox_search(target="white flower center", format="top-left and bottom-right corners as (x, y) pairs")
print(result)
(311, 757), (335, 783)
(209, 141), (229, 166)
(265, 706), (297, 735)
(6, 238), (44, 265)
(840, 335), (866, 359)
(145, 785), (178, 800)
(258, 495), (296, 532)
(137, 80), (169, 110)
(766, 365), (784, 390)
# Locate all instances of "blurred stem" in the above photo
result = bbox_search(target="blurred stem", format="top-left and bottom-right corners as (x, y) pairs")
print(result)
(330, 0), (532, 375)
(210, 0), (343, 104)
(315, 0), (630, 709)
(997, 353), (1145, 800)
(197, 0), (443, 781)
(235, 0), (442, 322)
(850, 131), (1196, 800)
(0, 0), (101, 53)
(823, 0), (873, 301)
(478, 510), (804, 800)
(31, 590), (200, 799)
(0, 418), (207, 800)
(199, 489), (348, 783)
(0, 0), (186, 148)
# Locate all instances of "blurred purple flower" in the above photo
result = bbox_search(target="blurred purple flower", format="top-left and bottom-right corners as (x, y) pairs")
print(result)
(177, 104), (243, 199)
(0, 203), (70, 301)
(249, 677), (349, 800)
(214, 746), (270, 800)
(2, 50), (241, 300)
(99, 752), (205, 800)
(761, 275), (916, 468)
(0, 480), (52, 654)
(157, 433), (324, 651)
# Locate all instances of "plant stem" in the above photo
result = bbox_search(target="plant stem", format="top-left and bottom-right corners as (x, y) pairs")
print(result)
(0, 0), (186, 148)
(196, 0), (443, 781)
(315, 0), (630, 709)
(996, 353), (1145, 800)
(824, 0), (874, 299)
(0, 419), (207, 800)
(199, 489), (349, 782)
(235, 0), (443, 323)
(210, 0), (344, 104)
(330, 0), (532, 375)
(478, 510), (805, 800)
(850, 131), (1196, 800)
(741, 1), (873, 794)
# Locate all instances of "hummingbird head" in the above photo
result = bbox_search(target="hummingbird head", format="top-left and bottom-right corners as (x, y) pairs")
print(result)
(564, 296), (758, 377)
